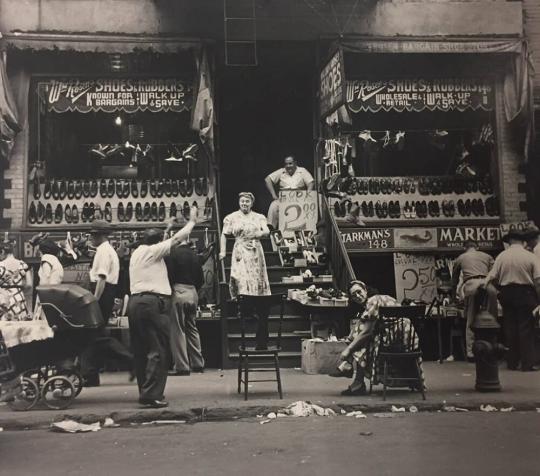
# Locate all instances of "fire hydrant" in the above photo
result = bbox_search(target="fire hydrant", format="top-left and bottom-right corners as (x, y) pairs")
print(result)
(471, 307), (507, 392)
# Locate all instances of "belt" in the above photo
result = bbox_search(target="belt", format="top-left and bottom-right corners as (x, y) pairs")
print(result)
(463, 275), (486, 283)
(131, 292), (170, 298)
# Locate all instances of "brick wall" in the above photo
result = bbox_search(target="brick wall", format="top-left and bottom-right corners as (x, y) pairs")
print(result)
(496, 82), (528, 223)
(524, 0), (540, 98)
(3, 127), (27, 230)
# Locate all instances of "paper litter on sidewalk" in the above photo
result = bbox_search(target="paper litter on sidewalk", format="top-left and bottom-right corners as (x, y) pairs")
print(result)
(409, 406), (418, 413)
(141, 420), (186, 425)
(346, 411), (367, 419)
(103, 417), (119, 428)
(391, 405), (406, 413)
(50, 420), (101, 433)
(373, 413), (395, 418)
(480, 404), (498, 412)
(273, 401), (337, 418)
(500, 406), (515, 413)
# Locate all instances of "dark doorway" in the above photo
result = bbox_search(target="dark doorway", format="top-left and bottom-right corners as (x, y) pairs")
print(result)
(218, 42), (316, 217)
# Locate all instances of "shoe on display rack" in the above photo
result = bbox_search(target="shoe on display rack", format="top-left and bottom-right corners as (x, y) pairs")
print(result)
(135, 202), (143, 221)
(164, 180), (172, 198)
(156, 180), (164, 198)
(125, 202), (134, 222)
(131, 179), (138, 198)
(143, 202), (151, 221)
(71, 205), (79, 224)
(158, 202), (166, 221)
(107, 179), (115, 198)
(140, 180), (148, 198)
(194, 178), (203, 196)
(43, 180), (52, 199)
(185, 178), (194, 197)
(28, 202), (37, 224)
(64, 204), (72, 224)
(182, 201), (190, 219)
(89, 179), (98, 198)
(37, 202), (45, 224)
(52, 180), (60, 200)
(104, 202), (112, 223)
(99, 179), (107, 198)
(179, 179), (187, 197)
(67, 180), (75, 199)
(88, 203), (96, 221)
(94, 205), (104, 221)
(171, 179), (179, 197)
(45, 203), (53, 224)
(202, 177), (209, 196)
(169, 202), (177, 218)
(32, 178), (41, 200)
(117, 202), (125, 222)
(151, 202), (159, 221)
(54, 204), (63, 224)
(58, 181), (67, 200)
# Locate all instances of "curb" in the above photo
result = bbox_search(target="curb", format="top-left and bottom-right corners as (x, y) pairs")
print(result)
(2, 400), (540, 431)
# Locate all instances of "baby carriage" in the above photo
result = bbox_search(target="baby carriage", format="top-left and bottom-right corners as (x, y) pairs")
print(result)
(4, 284), (103, 411)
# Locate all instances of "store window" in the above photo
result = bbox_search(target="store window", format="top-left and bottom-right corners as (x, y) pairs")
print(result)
(324, 76), (500, 221)
(27, 77), (213, 227)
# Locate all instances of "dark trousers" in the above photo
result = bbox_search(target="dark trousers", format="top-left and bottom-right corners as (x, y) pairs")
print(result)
(499, 285), (537, 370)
(81, 283), (133, 382)
(128, 294), (171, 401)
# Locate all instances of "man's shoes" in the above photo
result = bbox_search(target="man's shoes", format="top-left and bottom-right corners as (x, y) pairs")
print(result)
(139, 399), (169, 409)
(168, 370), (190, 376)
(329, 368), (353, 378)
(521, 366), (539, 372)
(128, 370), (136, 382)
(341, 385), (367, 396)
(466, 356), (475, 363)
(191, 368), (204, 374)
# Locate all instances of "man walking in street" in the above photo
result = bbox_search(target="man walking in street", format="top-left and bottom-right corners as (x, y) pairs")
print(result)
(81, 220), (134, 387)
(166, 238), (205, 376)
(452, 239), (498, 361)
(128, 208), (198, 408)
(265, 156), (314, 229)
(485, 230), (540, 371)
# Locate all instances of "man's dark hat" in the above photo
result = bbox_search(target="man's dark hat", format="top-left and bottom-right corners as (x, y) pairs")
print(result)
(502, 228), (527, 242)
(522, 224), (540, 240)
(39, 239), (60, 255)
(89, 219), (111, 234)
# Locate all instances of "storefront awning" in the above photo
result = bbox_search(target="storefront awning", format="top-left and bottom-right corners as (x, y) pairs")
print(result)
(1, 32), (204, 54)
(331, 37), (535, 162)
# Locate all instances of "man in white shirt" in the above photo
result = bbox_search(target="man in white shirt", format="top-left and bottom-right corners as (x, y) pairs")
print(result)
(265, 156), (314, 229)
(128, 207), (198, 408)
(81, 220), (134, 387)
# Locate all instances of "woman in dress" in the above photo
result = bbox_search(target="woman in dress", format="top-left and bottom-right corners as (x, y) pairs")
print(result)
(332, 280), (424, 396)
(37, 239), (64, 286)
(0, 240), (32, 321)
(219, 192), (271, 299)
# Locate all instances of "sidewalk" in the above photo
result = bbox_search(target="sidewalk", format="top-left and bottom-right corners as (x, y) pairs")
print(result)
(1, 362), (539, 430)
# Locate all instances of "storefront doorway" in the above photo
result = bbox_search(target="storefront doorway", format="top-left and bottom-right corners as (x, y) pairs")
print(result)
(218, 42), (316, 217)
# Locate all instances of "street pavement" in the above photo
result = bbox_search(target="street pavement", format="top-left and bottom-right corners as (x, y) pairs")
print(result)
(1, 362), (540, 430)
(1, 412), (540, 475)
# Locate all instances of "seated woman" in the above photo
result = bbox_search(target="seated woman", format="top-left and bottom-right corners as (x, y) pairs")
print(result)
(332, 280), (424, 396)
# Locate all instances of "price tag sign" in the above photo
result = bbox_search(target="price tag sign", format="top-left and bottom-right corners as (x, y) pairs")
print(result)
(393, 253), (437, 303)
(278, 190), (318, 233)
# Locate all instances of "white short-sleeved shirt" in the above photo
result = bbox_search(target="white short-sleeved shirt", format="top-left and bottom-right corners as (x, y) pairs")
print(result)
(129, 239), (172, 295)
(89, 241), (119, 285)
(488, 243), (540, 287)
(39, 254), (64, 285)
(268, 166), (314, 191)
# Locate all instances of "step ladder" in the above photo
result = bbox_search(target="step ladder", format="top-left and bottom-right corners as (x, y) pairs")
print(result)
(224, 0), (257, 66)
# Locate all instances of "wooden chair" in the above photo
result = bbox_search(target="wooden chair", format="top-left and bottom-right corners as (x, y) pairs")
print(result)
(237, 294), (286, 400)
(374, 306), (426, 401)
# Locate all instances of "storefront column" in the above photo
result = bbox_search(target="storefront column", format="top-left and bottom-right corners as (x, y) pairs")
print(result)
(494, 81), (528, 223)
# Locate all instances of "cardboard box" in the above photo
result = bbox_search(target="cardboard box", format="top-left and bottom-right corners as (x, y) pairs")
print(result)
(301, 339), (348, 375)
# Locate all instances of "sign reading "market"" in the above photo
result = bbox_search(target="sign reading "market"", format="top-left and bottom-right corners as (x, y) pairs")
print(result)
(39, 78), (193, 113)
(346, 78), (494, 113)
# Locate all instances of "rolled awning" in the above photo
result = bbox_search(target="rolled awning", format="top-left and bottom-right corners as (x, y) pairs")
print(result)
(1, 32), (204, 54)
(338, 36), (524, 55)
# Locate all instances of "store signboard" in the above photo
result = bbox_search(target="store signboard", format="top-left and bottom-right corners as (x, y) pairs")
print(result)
(340, 228), (394, 250)
(393, 253), (438, 303)
(39, 78), (192, 113)
(279, 190), (318, 233)
(342, 225), (501, 252)
(319, 48), (346, 117)
(346, 78), (494, 113)
(499, 220), (534, 235)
